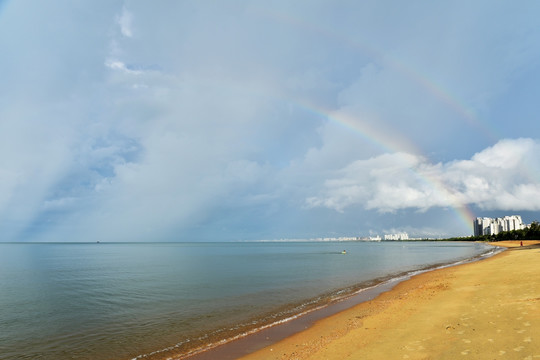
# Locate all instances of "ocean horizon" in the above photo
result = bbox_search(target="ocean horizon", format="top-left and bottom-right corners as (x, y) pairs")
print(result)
(0, 241), (497, 360)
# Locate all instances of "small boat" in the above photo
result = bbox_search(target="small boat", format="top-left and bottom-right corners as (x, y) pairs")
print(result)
(341, 250), (347, 254)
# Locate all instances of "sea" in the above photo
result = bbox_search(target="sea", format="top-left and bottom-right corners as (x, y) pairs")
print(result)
(0, 241), (498, 360)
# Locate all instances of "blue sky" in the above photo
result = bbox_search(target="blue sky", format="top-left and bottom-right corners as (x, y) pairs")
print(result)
(1, 1), (540, 241)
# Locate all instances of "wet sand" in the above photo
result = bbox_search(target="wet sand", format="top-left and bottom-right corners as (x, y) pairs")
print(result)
(238, 241), (540, 360)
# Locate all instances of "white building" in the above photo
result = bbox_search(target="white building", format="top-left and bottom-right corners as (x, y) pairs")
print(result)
(473, 215), (525, 236)
(384, 233), (409, 241)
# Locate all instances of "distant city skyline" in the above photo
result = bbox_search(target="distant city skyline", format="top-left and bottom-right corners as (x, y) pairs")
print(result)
(1, 1), (540, 242)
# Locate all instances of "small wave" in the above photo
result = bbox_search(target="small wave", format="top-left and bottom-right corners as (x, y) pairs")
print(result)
(132, 304), (330, 360)
(131, 243), (503, 360)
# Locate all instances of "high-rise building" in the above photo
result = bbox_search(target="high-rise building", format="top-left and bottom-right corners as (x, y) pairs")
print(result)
(473, 215), (525, 236)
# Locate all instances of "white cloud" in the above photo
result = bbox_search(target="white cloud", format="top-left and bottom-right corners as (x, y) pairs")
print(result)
(105, 60), (140, 74)
(117, 6), (133, 38)
(1, 1), (540, 241)
(471, 138), (536, 168)
(306, 138), (540, 213)
(41, 197), (78, 211)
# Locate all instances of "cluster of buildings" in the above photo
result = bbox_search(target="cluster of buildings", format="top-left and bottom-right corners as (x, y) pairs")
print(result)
(300, 233), (411, 242)
(383, 233), (409, 241)
(357, 233), (411, 241)
(473, 215), (526, 236)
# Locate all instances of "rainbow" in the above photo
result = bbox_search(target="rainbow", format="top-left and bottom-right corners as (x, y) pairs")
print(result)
(257, 8), (479, 233)
(291, 99), (475, 233)
(259, 7), (499, 143)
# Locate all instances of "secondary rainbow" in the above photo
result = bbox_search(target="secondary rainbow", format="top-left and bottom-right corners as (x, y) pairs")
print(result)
(261, 8), (499, 143)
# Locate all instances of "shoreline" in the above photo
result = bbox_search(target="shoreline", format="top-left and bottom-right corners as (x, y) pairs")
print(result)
(237, 240), (540, 360)
(160, 242), (502, 360)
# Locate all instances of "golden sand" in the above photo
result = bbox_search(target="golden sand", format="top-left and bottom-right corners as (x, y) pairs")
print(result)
(239, 241), (540, 360)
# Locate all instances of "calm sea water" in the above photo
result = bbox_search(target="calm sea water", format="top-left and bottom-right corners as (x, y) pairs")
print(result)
(0, 241), (495, 360)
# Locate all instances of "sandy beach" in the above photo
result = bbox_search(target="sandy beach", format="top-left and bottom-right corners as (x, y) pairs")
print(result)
(238, 241), (540, 360)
